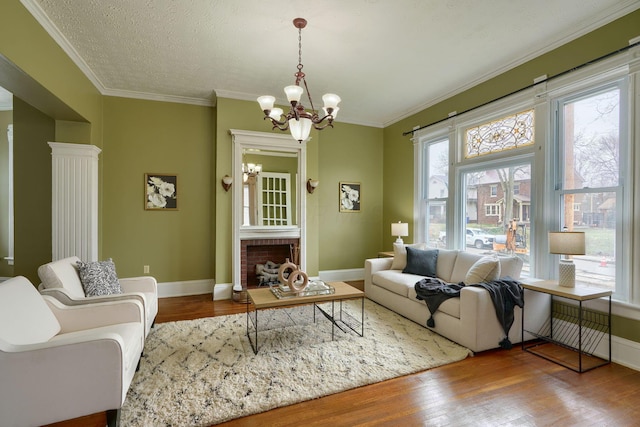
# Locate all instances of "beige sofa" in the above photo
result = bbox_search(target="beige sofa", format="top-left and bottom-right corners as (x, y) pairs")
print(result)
(365, 246), (549, 352)
(38, 256), (158, 337)
(0, 276), (144, 427)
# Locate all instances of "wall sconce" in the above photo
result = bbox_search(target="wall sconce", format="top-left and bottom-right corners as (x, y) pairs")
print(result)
(307, 179), (319, 194)
(221, 175), (233, 192)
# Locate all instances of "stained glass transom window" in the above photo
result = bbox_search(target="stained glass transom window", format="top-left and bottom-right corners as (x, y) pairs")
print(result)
(465, 109), (534, 158)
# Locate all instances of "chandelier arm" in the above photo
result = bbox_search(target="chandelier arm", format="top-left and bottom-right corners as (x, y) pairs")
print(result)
(312, 113), (335, 124)
(311, 121), (334, 131)
(265, 117), (290, 131)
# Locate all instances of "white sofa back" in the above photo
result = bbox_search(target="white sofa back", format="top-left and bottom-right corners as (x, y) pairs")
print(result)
(428, 248), (523, 283)
(0, 276), (61, 346)
(38, 256), (85, 298)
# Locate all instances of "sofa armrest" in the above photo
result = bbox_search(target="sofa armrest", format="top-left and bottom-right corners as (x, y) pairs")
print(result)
(364, 258), (394, 295)
(365, 257), (394, 275)
(0, 335), (129, 425)
(40, 287), (146, 307)
(120, 276), (158, 295)
(43, 296), (144, 334)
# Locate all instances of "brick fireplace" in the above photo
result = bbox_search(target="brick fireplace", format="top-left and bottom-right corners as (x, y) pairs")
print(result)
(241, 238), (300, 288)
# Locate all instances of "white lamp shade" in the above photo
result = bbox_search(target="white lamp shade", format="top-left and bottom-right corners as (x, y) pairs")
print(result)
(289, 117), (312, 142)
(308, 179), (319, 188)
(322, 93), (341, 109)
(222, 175), (233, 185)
(391, 222), (409, 237)
(284, 85), (304, 103)
(549, 232), (586, 255)
(257, 95), (275, 111)
(269, 107), (283, 120)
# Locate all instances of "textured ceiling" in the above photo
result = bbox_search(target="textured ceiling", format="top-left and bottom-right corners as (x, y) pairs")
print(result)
(21, 0), (640, 127)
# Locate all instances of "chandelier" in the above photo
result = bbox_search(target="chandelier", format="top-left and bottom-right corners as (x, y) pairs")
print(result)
(257, 18), (341, 143)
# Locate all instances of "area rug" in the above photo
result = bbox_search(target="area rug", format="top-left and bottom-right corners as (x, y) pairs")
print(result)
(120, 298), (471, 426)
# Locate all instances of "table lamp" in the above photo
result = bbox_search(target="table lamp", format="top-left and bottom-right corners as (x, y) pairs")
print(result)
(549, 231), (585, 288)
(391, 222), (409, 244)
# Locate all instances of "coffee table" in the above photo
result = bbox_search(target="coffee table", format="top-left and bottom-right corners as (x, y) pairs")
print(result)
(246, 281), (365, 354)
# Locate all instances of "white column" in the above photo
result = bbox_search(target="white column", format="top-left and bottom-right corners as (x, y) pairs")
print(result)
(49, 142), (101, 261)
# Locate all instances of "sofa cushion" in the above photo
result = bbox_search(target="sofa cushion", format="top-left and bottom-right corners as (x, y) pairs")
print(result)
(38, 256), (85, 298)
(390, 242), (427, 270)
(372, 270), (426, 297)
(76, 259), (123, 297)
(449, 251), (484, 283)
(403, 247), (438, 277)
(498, 256), (524, 279)
(465, 256), (501, 284)
(434, 249), (459, 282)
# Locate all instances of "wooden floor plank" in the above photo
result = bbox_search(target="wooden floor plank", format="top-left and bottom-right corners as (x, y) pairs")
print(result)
(45, 281), (640, 427)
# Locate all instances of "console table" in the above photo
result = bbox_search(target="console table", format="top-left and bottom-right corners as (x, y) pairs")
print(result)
(521, 280), (611, 373)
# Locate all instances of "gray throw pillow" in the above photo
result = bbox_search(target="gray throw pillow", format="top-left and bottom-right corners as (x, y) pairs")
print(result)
(76, 258), (123, 296)
(403, 247), (438, 277)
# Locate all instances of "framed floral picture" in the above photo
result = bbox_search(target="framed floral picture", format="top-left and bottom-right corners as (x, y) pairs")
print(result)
(145, 173), (178, 210)
(339, 181), (361, 213)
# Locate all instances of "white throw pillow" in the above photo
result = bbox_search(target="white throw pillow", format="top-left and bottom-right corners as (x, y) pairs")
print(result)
(390, 242), (427, 270)
(465, 256), (501, 284)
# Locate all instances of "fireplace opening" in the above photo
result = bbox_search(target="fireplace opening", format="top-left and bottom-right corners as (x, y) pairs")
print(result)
(241, 239), (300, 288)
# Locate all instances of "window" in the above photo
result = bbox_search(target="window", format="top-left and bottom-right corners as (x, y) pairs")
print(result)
(490, 184), (498, 197)
(485, 204), (501, 217)
(464, 162), (532, 273)
(465, 109), (534, 158)
(554, 81), (627, 297)
(420, 138), (448, 246)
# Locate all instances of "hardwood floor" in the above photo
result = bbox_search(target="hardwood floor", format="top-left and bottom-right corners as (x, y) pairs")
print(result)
(47, 281), (640, 426)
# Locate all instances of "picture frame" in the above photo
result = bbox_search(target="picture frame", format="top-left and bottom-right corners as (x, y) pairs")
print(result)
(145, 173), (178, 210)
(339, 181), (361, 213)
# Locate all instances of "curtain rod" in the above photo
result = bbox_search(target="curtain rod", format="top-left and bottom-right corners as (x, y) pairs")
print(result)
(402, 40), (640, 137)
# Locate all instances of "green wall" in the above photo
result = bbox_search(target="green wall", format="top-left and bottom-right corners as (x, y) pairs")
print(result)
(0, 110), (12, 278)
(101, 97), (213, 283)
(318, 123), (384, 268)
(12, 97), (54, 283)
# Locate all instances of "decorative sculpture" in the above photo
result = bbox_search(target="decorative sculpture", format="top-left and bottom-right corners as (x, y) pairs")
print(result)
(278, 258), (309, 293)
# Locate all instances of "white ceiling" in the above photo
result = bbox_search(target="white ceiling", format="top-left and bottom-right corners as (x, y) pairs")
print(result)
(21, 0), (640, 127)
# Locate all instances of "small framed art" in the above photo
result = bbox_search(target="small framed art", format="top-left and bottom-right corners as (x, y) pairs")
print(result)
(339, 181), (361, 213)
(145, 173), (178, 210)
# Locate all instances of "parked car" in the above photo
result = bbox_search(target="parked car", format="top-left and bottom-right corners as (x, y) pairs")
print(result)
(437, 228), (495, 249)
(466, 228), (495, 249)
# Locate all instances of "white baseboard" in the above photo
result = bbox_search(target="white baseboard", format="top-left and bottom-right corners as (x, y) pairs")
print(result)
(319, 268), (364, 282)
(157, 278), (215, 298)
(549, 319), (640, 371)
(607, 335), (640, 371)
(213, 283), (233, 301)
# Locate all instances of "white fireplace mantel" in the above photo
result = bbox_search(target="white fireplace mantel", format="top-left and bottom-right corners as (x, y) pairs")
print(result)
(230, 129), (307, 288)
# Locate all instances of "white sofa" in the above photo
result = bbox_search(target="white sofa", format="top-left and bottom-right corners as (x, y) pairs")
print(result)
(38, 256), (158, 337)
(365, 246), (549, 352)
(0, 276), (144, 427)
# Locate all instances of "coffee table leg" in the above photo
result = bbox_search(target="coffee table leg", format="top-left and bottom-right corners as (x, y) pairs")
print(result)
(247, 301), (258, 354)
(332, 300), (335, 341)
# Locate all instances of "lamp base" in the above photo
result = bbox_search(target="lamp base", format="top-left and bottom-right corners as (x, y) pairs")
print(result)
(395, 237), (404, 244)
(558, 259), (576, 288)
